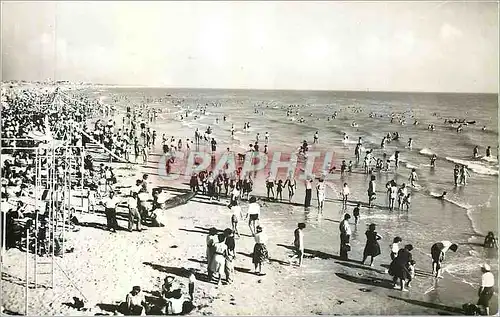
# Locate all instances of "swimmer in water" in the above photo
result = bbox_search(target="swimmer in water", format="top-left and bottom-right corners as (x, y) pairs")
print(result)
(409, 169), (418, 187)
(473, 146), (479, 158)
(486, 146), (491, 157)
(313, 131), (319, 144)
(430, 154), (437, 168)
(407, 138), (413, 150)
(343, 133), (348, 142)
(438, 191), (447, 200)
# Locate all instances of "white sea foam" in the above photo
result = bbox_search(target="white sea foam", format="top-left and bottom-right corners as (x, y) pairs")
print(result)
(341, 140), (358, 144)
(481, 155), (498, 163)
(445, 157), (499, 176)
(419, 148), (434, 156)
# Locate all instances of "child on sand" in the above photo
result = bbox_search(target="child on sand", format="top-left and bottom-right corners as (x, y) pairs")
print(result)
(353, 203), (361, 224)
(390, 236), (402, 260)
(229, 200), (243, 238)
(291, 223), (306, 267)
(341, 183), (350, 209)
(406, 260), (416, 288)
(367, 175), (376, 208)
(284, 175), (296, 203)
(316, 179), (326, 214)
(275, 179), (284, 201)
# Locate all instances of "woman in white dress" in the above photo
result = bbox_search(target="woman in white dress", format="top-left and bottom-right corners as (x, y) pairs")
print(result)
(316, 179), (326, 214)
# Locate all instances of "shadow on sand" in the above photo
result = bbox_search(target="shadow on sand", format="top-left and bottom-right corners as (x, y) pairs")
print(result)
(276, 244), (346, 261)
(236, 251), (290, 266)
(387, 295), (463, 315)
(142, 262), (210, 283)
(334, 272), (394, 290)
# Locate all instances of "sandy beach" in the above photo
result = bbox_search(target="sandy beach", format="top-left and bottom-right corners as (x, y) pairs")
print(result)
(1, 83), (497, 316)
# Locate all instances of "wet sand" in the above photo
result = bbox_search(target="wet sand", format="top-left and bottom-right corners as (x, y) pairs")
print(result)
(1, 87), (497, 315)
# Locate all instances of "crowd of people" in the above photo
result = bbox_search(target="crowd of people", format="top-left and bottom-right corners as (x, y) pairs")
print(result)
(1, 84), (497, 316)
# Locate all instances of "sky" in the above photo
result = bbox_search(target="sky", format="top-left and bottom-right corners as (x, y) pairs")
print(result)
(1, 1), (498, 93)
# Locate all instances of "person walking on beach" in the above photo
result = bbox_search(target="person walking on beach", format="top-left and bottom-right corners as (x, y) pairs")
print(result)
(291, 222), (306, 267)
(388, 244), (414, 292)
(206, 227), (218, 280)
(246, 196), (260, 236)
(477, 263), (495, 315)
(304, 177), (313, 209)
(252, 226), (269, 276)
(355, 143), (361, 163)
(390, 236), (402, 260)
(229, 200), (243, 238)
(341, 183), (350, 210)
(430, 241), (458, 278)
(317, 178), (326, 214)
(339, 214), (352, 260)
(367, 175), (376, 208)
(353, 203), (361, 225)
(362, 223), (382, 267)
(266, 172), (275, 200)
(101, 191), (122, 232)
(224, 229), (236, 284)
(127, 192), (141, 232)
(284, 174), (297, 203)
(210, 234), (228, 285)
(264, 132), (269, 144)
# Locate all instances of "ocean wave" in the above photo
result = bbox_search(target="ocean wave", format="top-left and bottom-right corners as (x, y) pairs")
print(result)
(428, 191), (472, 210)
(443, 256), (496, 279)
(342, 140), (360, 146)
(445, 157), (499, 176)
(402, 161), (419, 170)
(419, 148), (435, 156)
(481, 155), (498, 163)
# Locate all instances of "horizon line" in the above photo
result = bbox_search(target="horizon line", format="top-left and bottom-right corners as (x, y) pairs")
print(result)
(2, 80), (498, 95)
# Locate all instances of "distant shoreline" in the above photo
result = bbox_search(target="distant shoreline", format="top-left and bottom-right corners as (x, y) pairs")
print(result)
(2, 81), (497, 96)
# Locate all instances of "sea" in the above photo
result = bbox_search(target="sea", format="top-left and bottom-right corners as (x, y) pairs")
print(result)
(86, 87), (498, 303)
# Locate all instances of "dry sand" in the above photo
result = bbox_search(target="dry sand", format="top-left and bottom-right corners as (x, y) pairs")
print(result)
(1, 89), (497, 316)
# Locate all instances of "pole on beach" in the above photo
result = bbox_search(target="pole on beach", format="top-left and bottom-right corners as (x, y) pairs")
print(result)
(25, 228), (29, 316)
(51, 145), (55, 289)
(81, 148), (84, 212)
(34, 149), (38, 289)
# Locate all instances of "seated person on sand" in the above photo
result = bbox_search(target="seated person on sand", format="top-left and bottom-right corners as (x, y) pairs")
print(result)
(124, 286), (147, 316)
(138, 189), (153, 218)
(483, 232), (498, 249)
(156, 188), (169, 209)
(162, 276), (178, 299)
(165, 289), (188, 315)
